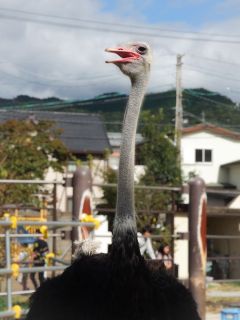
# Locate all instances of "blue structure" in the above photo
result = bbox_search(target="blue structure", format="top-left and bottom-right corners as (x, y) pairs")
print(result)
(221, 308), (240, 320)
(17, 226), (35, 244)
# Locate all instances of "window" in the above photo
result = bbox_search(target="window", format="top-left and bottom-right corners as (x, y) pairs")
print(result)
(67, 161), (77, 173)
(67, 197), (73, 214)
(195, 149), (203, 162)
(205, 149), (212, 162)
(195, 149), (212, 163)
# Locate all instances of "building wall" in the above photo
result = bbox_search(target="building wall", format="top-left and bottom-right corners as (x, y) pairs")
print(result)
(181, 131), (240, 184)
(45, 159), (107, 215)
(174, 214), (188, 280)
(208, 216), (240, 278)
(228, 165), (240, 190)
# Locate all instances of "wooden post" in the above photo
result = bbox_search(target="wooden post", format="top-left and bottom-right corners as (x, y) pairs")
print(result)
(189, 177), (207, 320)
(71, 167), (92, 254)
(52, 183), (57, 255)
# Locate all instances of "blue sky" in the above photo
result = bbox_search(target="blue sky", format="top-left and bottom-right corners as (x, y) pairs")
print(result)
(0, 0), (240, 101)
(101, 0), (238, 28)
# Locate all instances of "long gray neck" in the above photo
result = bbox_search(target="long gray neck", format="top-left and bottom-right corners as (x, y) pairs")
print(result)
(114, 74), (149, 233)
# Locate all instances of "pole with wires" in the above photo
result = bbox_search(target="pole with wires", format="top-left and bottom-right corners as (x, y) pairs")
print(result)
(175, 54), (183, 166)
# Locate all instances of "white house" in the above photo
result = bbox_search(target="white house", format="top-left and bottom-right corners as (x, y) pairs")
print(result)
(0, 110), (112, 255)
(180, 124), (240, 279)
(181, 123), (240, 187)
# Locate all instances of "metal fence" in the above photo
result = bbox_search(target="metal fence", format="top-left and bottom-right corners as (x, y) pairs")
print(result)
(0, 216), (94, 319)
(2, 173), (240, 320)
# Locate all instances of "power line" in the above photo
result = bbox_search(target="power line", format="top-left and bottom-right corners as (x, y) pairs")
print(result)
(182, 108), (240, 133)
(149, 83), (175, 90)
(0, 60), (121, 83)
(183, 110), (204, 123)
(185, 64), (240, 79)
(0, 7), (239, 40)
(184, 89), (236, 108)
(187, 54), (240, 68)
(0, 69), (121, 88)
(0, 58), (173, 86)
(0, 7), (240, 39)
(0, 88), (177, 110)
(0, 111), (177, 129)
(185, 65), (240, 83)
(1, 13), (240, 45)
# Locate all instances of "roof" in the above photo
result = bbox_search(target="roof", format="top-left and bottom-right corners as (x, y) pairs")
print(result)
(107, 132), (144, 148)
(182, 123), (240, 141)
(0, 110), (111, 155)
(221, 160), (240, 168)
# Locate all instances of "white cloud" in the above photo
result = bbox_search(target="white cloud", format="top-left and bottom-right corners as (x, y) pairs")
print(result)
(0, 0), (239, 104)
(168, 0), (208, 7)
(217, 0), (240, 12)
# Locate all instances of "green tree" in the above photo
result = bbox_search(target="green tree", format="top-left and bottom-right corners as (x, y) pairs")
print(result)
(136, 109), (181, 231)
(102, 109), (181, 234)
(0, 119), (70, 207)
(139, 109), (181, 186)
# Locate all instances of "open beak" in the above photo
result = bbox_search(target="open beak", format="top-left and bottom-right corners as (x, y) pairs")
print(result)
(105, 47), (140, 64)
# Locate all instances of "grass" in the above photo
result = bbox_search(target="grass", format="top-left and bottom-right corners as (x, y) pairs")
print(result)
(207, 282), (240, 313)
(207, 297), (240, 313)
(0, 297), (6, 311)
(207, 282), (240, 292)
(0, 295), (29, 311)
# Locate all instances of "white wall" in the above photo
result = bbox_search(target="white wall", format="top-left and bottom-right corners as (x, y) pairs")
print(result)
(94, 216), (112, 253)
(44, 159), (107, 215)
(228, 164), (240, 190)
(45, 167), (66, 213)
(182, 131), (240, 184)
(174, 214), (189, 280)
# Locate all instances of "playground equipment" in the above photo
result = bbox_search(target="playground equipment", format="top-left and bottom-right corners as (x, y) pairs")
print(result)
(0, 173), (209, 319)
(0, 207), (48, 264)
(0, 177), (97, 319)
(0, 215), (94, 319)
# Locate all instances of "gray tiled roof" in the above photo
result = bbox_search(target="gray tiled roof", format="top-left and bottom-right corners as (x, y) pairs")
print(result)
(0, 110), (110, 155)
(107, 132), (144, 148)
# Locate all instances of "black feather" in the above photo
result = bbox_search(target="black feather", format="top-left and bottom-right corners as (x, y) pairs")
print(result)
(26, 252), (200, 320)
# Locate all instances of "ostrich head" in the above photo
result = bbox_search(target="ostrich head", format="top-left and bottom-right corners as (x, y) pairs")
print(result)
(105, 42), (152, 79)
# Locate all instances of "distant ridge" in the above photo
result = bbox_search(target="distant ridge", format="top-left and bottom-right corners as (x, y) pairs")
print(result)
(0, 89), (239, 132)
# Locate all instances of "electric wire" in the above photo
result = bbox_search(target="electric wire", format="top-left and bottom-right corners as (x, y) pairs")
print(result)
(187, 54), (240, 68)
(0, 12), (240, 44)
(184, 89), (236, 108)
(0, 7), (239, 39)
(185, 65), (240, 83)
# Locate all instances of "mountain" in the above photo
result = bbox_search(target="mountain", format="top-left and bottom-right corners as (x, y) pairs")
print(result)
(0, 95), (62, 107)
(0, 89), (239, 132)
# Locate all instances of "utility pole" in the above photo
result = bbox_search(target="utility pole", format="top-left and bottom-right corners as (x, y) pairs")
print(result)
(175, 54), (183, 165)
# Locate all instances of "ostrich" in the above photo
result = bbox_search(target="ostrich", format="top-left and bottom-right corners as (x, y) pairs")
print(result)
(26, 42), (200, 320)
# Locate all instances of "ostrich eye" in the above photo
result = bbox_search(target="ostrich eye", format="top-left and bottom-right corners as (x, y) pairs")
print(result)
(137, 46), (147, 54)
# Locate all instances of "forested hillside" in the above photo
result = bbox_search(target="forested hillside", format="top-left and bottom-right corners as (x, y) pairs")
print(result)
(0, 89), (239, 132)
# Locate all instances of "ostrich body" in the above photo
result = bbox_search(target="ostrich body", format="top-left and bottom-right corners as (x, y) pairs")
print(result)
(26, 43), (200, 320)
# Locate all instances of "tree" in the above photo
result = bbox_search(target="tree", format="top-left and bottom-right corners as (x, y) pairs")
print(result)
(136, 109), (181, 231)
(102, 109), (181, 236)
(0, 119), (70, 207)
(138, 109), (181, 186)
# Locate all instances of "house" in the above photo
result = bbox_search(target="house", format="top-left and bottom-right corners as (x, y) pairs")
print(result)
(0, 109), (114, 254)
(180, 124), (240, 279)
(0, 109), (110, 157)
(181, 123), (240, 186)
(107, 132), (145, 180)
(106, 125), (240, 279)
(0, 109), (111, 214)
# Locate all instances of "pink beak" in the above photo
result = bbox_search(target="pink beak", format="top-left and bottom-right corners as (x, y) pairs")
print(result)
(105, 47), (140, 64)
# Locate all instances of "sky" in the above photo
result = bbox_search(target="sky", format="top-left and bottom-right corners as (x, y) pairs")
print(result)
(0, 0), (240, 103)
